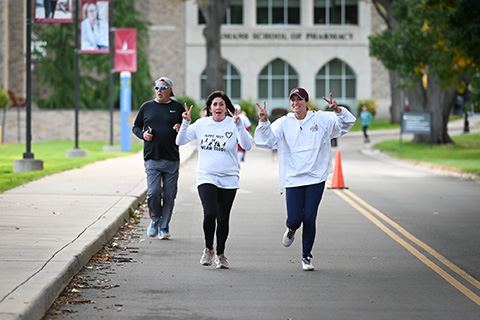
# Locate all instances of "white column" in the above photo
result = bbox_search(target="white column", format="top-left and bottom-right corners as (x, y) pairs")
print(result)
(244, 0), (256, 27)
(302, 0), (314, 27)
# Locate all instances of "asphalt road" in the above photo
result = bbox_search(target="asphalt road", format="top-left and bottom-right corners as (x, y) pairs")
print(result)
(44, 131), (480, 320)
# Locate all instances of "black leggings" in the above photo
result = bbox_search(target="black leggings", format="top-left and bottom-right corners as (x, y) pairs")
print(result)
(362, 126), (369, 139)
(197, 183), (237, 255)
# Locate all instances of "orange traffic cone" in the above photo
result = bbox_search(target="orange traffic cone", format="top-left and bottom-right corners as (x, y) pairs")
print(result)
(330, 150), (346, 189)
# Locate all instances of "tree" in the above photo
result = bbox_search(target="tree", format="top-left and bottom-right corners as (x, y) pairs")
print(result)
(33, 0), (152, 110)
(447, 0), (480, 105)
(371, 0), (406, 124)
(33, 24), (76, 109)
(197, 0), (232, 95)
(369, 0), (476, 144)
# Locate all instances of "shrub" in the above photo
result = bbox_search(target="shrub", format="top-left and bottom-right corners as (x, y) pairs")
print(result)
(0, 86), (9, 108)
(175, 96), (202, 123)
(357, 99), (378, 117)
(308, 100), (321, 111)
(237, 99), (258, 123)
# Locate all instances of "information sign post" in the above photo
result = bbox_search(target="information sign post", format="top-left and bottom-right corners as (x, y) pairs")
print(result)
(400, 112), (433, 147)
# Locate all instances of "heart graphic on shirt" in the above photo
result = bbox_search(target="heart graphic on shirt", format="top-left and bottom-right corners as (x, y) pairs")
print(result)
(225, 132), (233, 139)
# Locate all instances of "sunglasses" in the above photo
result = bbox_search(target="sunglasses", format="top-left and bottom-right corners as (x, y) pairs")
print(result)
(154, 85), (171, 90)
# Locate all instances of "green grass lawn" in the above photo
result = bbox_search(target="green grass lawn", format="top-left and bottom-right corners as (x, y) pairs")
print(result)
(373, 132), (480, 177)
(0, 141), (143, 193)
(350, 116), (479, 178)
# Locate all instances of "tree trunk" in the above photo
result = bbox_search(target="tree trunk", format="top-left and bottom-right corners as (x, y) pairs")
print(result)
(406, 75), (457, 144)
(389, 70), (406, 124)
(372, 0), (406, 124)
(198, 0), (231, 96)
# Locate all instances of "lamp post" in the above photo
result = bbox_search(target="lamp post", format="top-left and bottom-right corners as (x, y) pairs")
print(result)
(463, 86), (471, 134)
(103, 0), (120, 151)
(13, 0), (43, 172)
(66, 0), (87, 158)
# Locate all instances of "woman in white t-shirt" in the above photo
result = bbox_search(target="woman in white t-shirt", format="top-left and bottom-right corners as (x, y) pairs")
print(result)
(176, 91), (252, 269)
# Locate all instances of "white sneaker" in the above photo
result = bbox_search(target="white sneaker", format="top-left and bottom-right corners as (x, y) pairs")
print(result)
(282, 228), (296, 247)
(200, 248), (214, 266)
(215, 254), (229, 269)
(302, 256), (314, 271)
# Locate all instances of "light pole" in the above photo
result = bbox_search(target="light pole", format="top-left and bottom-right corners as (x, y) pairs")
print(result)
(66, 0), (88, 158)
(13, 0), (43, 172)
(103, 0), (120, 151)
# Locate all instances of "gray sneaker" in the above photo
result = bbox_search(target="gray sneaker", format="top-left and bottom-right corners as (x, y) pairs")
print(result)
(282, 228), (296, 247)
(215, 254), (229, 269)
(147, 220), (159, 238)
(302, 256), (314, 271)
(200, 248), (214, 266)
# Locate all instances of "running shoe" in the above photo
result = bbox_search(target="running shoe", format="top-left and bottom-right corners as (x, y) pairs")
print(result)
(200, 248), (214, 266)
(282, 228), (296, 247)
(215, 254), (229, 269)
(159, 230), (171, 240)
(302, 256), (314, 271)
(147, 220), (159, 238)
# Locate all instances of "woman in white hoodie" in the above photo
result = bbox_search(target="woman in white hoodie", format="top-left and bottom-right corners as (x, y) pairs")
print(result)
(176, 91), (252, 269)
(254, 88), (356, 271)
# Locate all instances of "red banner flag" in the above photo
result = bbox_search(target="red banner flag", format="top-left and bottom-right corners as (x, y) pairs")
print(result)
(114, 28), (137, 73)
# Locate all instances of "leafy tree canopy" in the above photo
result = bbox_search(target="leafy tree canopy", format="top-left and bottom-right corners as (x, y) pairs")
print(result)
(447, 0), (480, 101)
(369, 0), (477, 93)
(369, 0), (480, 144)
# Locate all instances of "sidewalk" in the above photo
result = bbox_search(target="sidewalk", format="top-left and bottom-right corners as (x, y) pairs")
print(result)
(0, 114), (478, 320)
(0, 143), (196, 320)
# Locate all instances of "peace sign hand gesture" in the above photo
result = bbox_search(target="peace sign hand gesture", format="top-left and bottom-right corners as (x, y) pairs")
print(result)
(256, 101), (268, 122)
(322, 93), (341, 113)
(227, 107), (240, 123)
(182, 103), (194, 121)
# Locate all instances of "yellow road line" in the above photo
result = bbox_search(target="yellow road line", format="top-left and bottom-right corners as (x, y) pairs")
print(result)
(343, 189), (480, 291)
(333, 189), (480, 307)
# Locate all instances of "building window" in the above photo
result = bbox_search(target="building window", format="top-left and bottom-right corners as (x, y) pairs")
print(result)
(257, 0), (300, 25)
(316, 58), (356, 110)
(258, 58), (299, 110)
(198, 0), (243, 25)
(314, 0), (358, 25)
(201, 60), (241, 100)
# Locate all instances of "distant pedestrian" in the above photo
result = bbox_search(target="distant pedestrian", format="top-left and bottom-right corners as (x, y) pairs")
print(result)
(234, 104), (252, 163)
(360, 105), (373, 143)
(176, 91), (252, 269)
(132, 77), (184, 240)
(255, 88), (356, 271)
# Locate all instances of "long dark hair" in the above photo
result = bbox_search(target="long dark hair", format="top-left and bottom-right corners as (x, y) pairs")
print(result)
(205, 90), (235, 117)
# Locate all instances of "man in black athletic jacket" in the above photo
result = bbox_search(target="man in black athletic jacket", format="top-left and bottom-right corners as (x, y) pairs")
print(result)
(132, 76), (184, 240)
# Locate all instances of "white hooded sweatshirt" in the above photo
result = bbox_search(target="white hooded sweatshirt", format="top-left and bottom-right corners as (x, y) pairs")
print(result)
(254, 108), (356, 189)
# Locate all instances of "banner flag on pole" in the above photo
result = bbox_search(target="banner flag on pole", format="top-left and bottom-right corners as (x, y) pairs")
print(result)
(114, 28), (137, 72)
(80, 0), (110, 54)
(35, 0), (73, 23)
